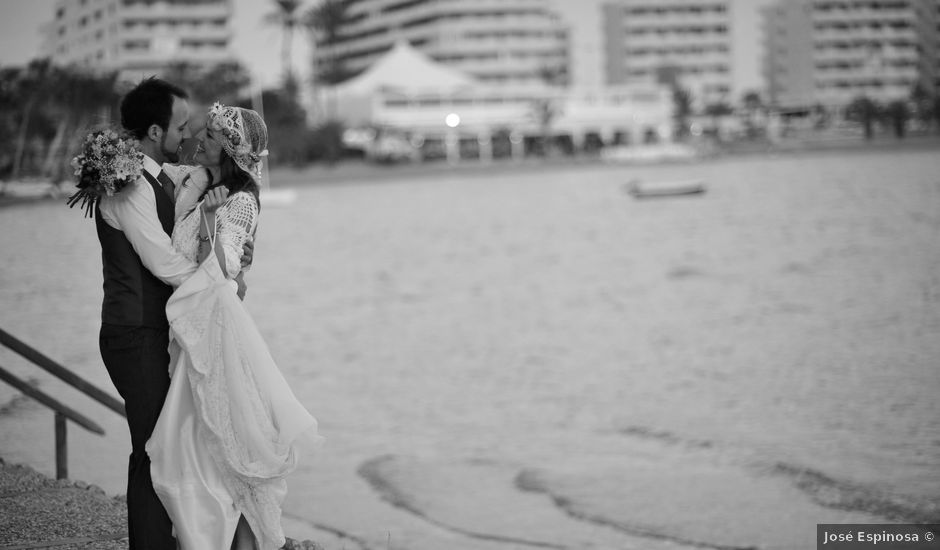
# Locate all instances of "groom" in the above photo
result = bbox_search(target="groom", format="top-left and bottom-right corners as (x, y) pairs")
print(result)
(95, 77), (249, 548)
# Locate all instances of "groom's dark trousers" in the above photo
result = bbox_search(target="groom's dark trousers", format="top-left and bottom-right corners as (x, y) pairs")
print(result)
(95, 174), (177, 550)
(99, 325), (173, 549)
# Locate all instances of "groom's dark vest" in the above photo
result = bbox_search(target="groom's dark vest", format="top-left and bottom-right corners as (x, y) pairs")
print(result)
(95, 172), (175, 328)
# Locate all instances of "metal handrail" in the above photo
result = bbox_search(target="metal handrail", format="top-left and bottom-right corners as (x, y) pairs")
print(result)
(0, 327), (125, 479)
(0, 328), (125, 417)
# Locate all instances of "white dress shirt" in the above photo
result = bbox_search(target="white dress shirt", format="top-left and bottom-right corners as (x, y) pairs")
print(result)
(98, 154), (197, 288)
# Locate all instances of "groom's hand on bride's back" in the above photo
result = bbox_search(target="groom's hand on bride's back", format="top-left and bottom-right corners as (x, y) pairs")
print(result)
(241, 238), (254, 269)
(236, 239), (254, 301)
(235, 272), (247, 300)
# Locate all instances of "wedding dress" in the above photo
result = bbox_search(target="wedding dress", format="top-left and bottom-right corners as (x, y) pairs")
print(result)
(147, 173), (320, 550)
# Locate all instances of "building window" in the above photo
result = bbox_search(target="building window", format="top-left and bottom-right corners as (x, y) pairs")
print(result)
(56, 7), (65, 19)
(124, 39), (150, 51)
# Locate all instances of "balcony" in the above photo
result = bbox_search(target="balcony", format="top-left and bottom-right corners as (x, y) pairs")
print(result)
(119, 24), (230, 41)
(622, 12), (730, 28)
(118, 45), (233, 66)
(339, 1), (557, 41)
(120, 1), (230, 21)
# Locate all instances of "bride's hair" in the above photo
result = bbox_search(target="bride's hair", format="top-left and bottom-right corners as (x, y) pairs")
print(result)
(207, 152), (260, 210)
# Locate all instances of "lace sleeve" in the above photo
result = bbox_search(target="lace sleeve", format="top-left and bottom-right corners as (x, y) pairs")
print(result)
(175, 167), (210, 222)
(215, 192), (257, 279)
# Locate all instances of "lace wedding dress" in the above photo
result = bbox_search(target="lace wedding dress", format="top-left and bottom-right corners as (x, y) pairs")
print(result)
(147, 171), (320, 550)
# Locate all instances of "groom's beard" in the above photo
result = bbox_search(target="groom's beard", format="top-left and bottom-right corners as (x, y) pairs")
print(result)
(161, 134), (180, 164)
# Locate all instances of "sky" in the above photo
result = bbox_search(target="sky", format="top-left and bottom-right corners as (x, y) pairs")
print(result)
(0, 0), (772, 95)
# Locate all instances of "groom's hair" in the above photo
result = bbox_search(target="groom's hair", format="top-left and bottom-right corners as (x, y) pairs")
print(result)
(120, 77), (188, 140)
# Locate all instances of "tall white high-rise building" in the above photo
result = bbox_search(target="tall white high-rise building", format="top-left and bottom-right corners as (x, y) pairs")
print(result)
(312, 0), (743, 107)
(40, 0), (234, 80)
(762, 0), (815, 108)
(601, 0), (734, 106)
(546, 0), (608, 90)
(763, 0), (938, 108)
(312, 0), (568, 88)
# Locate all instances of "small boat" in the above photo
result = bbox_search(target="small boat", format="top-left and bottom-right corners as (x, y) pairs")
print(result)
(625, 178), (706, 199)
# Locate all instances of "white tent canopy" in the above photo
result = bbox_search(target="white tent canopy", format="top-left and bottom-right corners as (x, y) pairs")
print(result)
(331, 40), (477, 96)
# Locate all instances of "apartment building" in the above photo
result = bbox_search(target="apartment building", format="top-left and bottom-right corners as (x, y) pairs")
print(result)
(602, 0), (734, 107)
(545, 0), (608, 90)
(763, 0), (815, 108)
(311, 0), (568, 88)
(40, 0), (234, 80)
(764, 0), (938, 108)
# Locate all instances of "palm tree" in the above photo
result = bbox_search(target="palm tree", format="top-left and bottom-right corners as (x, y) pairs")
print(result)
(42, 67), (119, 182)
(4, 61), (119, 183)
(163, 61), (251, 105)
(0, 66), (27, 182)
(909, 82), (933, 131)
(846, 96), (879, 140)
(304, 0), (350, 85)
(303, 0), (351, 118)
(655, 63), (693, 138)
(532, 64), (566, 156)
(264, 0), (304, 85)
(741, 90), (764, 138)
(11, 59), (54, 180)
(530, 98), (557, 157)
(885, 99), (909, 139)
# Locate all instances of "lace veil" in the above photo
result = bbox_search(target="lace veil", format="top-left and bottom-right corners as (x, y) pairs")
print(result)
(206, 103), (269, 186)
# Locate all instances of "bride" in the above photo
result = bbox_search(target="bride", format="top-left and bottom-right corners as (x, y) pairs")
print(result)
(146, 103), (320, 550)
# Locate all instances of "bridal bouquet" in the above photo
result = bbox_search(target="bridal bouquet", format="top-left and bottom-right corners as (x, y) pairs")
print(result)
(67, 129), (144, 217)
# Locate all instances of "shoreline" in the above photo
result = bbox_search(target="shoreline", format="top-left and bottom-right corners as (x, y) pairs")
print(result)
(264, 133), (940, 188)
(2, 134), (938, 207)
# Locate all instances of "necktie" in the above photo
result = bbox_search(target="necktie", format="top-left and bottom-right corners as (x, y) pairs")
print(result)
(156, 170), (175, 200)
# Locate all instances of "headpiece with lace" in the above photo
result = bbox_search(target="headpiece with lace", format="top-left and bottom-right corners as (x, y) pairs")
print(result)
(206, 102), (269, 182)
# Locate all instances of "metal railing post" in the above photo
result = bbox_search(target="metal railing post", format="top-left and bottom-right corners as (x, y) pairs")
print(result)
(55, 412), (67, 480)
(0, 364), (106, 481)
(0, 328), (126, 481)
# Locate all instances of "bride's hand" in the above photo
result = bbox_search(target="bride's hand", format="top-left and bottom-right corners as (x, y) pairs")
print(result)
(202, 186), (229, 214)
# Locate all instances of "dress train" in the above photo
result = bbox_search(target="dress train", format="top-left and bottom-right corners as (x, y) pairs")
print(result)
(147, 255), (320, 550)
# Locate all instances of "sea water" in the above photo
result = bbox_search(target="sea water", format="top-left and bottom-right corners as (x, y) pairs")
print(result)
(1, 149), (938, 550)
